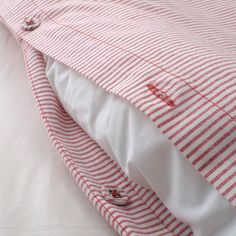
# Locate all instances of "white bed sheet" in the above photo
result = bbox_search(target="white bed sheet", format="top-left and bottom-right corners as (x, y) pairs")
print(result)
(44, 56), (236, 236)
(0, 23), (117, 236)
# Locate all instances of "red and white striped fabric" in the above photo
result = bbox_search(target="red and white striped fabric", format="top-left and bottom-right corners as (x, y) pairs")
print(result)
(0, 0), (235, 235)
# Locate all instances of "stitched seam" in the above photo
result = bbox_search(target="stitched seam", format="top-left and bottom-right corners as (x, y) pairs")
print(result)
(28, 0), (236, 124)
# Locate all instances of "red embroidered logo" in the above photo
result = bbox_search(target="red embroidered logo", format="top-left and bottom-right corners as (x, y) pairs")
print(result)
(147, 83), (175, 107)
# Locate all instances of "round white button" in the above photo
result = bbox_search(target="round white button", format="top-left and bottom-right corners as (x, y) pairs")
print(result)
(22, 16), (40, 31)
(101, 186), (129, 206)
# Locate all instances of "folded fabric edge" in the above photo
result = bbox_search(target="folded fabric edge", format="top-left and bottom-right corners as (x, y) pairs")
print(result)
(16, 37), (193, 236)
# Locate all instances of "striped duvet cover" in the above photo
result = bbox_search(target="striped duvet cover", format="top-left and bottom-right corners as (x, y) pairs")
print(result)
(0, 0), (235, 235)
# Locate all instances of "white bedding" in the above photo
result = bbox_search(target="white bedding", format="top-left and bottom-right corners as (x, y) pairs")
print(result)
(44, 56), (236, 236)
(0, 23), (117, 236)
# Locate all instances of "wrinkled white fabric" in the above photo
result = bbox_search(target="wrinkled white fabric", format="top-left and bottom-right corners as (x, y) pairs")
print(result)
(0, 23), (117, 236)
(45, 56), (236, 236)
